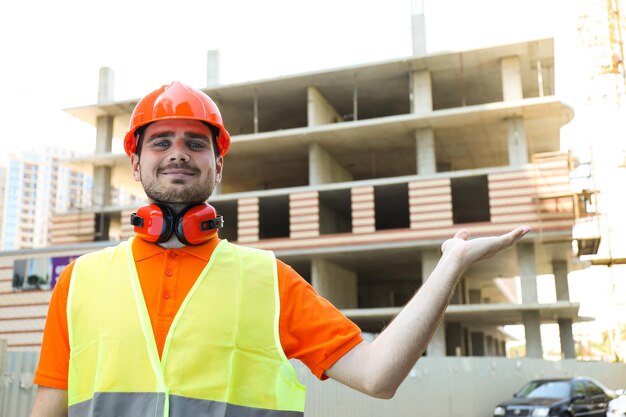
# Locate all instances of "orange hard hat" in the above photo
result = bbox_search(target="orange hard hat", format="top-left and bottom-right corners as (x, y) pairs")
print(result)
(123, 81), (231, 157)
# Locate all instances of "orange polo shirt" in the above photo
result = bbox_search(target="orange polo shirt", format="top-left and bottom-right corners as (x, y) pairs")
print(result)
(34, 236), (363, 389)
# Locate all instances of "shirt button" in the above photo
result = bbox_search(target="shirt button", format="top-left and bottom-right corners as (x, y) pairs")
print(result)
(165, 270), (173, 277)
(163, 291), (171, 299)
(169, 252), (177, 258)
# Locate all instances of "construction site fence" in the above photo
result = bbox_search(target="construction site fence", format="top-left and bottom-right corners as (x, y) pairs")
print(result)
(3, 344), (626, 417)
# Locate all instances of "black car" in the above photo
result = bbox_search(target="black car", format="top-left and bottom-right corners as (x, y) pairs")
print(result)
(493, 377), (616, 417)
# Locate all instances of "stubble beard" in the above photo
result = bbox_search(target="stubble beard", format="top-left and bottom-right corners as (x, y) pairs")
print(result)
(141, 174), (215, 213)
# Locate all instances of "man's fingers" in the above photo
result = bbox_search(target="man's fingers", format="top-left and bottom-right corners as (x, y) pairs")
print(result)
(506, 225), (531, 244)
(454, 229), (470, 240)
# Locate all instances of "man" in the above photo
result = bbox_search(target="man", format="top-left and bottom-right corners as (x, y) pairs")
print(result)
(30, 81), (529, 417)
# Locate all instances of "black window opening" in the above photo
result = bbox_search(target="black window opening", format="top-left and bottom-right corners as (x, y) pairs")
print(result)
(211, 200), (238, 242)
(95, 213), (111, 241)
(259, 195), (290, 240)
(463, 327), (471, 356)
(319, 189), (352, 235)
(471, 332), (485, 356)
(445, 323), (465, 356)
(450, 175), (490, 224)
(374, 183), (410, 230)
(356, 261), (420, 310)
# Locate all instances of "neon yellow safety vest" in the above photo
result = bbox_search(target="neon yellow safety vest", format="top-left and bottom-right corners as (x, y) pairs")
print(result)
(67, 239), (306, 417)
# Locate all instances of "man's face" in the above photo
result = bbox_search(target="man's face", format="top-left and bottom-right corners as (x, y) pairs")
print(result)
(130, 119), (223, 204)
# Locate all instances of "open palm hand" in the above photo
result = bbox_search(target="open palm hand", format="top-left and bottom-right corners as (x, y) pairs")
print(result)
(441, 226), (531, 267)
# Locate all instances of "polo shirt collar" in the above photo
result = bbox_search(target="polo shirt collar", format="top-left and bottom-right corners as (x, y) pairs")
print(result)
(131, 235), (221, 262)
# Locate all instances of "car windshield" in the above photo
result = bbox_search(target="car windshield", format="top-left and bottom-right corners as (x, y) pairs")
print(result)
(516, 381), (570, 399)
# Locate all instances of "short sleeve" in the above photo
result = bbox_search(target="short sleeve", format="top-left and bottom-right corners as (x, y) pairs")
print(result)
(277, 260), (363, 380)
(33, 261), (74, 389)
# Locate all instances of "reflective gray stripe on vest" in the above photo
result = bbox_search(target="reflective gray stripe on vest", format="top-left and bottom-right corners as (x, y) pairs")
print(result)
(68, 392), (165, 417)
(170, 395), (303, 417)
(69, 393), (303, 417)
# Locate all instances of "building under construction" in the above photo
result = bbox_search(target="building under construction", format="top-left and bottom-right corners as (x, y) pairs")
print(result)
(3, 35), (594, 355)
(1, 33), (621, 417)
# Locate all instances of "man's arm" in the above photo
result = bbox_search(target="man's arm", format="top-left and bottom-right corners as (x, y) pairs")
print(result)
(29, 387), (67, 417)
(325, 226), (530, 399)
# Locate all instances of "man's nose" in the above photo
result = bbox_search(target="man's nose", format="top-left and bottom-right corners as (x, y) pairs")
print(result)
(168, 141), (189, 162)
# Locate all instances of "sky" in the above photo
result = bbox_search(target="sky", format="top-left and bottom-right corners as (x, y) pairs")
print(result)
(0, 0), (569, 154)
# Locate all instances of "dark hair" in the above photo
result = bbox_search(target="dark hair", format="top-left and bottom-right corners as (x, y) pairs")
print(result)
(135, 121), (221, 158)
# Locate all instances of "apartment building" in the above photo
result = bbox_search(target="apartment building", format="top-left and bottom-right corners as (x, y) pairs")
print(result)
(0, 149), (93, 251)
(0, 37), (597, 360)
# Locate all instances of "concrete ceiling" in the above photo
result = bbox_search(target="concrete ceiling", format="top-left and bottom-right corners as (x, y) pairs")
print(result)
(63, 96), (572, 197)
(344, 301), (586, 332)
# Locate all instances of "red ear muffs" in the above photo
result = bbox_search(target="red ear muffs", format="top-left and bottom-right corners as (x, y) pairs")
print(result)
(130, 204), (174, 243)
(130, 204), (223, 245)
(175, 204), (223, 245)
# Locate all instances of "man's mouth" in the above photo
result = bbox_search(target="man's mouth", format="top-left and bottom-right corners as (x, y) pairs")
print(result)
(161, 169), (195, 176)
(159, 165), (198, 177)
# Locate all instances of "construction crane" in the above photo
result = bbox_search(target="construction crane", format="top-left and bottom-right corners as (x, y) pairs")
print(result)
(578, 0), (626, 101)
(575, 0), (626, 362)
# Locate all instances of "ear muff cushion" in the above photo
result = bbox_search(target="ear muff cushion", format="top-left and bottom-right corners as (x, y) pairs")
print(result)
(133, 204), (175, 243)
(175, 204), (219, 246)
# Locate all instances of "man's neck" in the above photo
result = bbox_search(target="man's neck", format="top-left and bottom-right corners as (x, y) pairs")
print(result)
(157, 234), (187, 249)
(163, 203), (190, 216)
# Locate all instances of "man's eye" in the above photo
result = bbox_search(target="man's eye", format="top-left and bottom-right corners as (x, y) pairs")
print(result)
(152, 141), (170, 147)
(189, 142), (207, 149)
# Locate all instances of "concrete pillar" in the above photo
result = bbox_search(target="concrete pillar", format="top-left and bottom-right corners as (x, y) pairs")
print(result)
(558, 318), (576, 359)
(421, 249), (439, 283)
(307, 86), (343, 127)
(507, 117), (529, 166)
(411, 70), (432, 114)
(415, 128), (436, 175)
(95, 67), (114, 155)
(411, 0), (427, 55)
(309, 143), (353, 185)
(311, 258), (357, 309)
(450, 278), (464, 305)
(95, 116), (113, 154)
(501, 56), (523, 101)
(206, 50), (220, 86)
(553, 260), (575, 358)
(486, 335), (494, 356)
(445, 323), (463, 356)
(468, 288), (482, 304)
(553, 260), (570, 301)
(93, 68), (114, 212)
(97, 67), (114, 104)
(423, 248), (446, 356)
(517, 243), (538, 303)
(92, 167), (112, 207)
(523, 310), (543, 358)
(518, 243), (542, 358)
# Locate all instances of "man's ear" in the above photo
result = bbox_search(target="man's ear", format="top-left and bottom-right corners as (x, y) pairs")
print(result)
(130, 153), (141, 182)
(215, 156), (224, 184)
